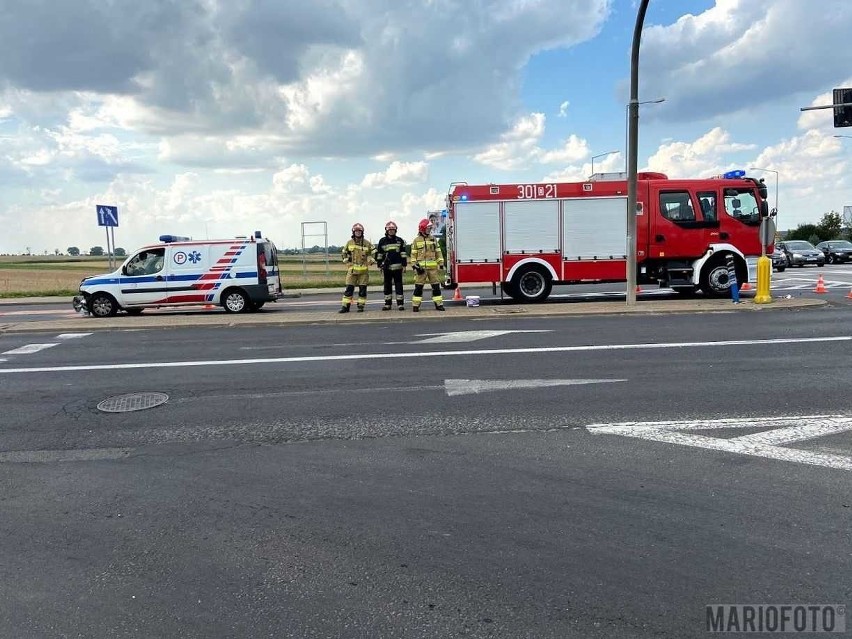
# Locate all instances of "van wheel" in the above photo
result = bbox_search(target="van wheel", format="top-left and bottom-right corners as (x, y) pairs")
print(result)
(511, 266), (552, 303)
(222, 288), (250, 313)
(89, 293), (118, 317)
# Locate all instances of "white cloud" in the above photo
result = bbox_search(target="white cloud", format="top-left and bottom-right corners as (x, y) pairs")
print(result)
(473, 113), (591, 170)
(558, 101), (570, 118)
(360, 161), (429, 189)
(641, 0), (852, 122)
(645, 127), (755, 178)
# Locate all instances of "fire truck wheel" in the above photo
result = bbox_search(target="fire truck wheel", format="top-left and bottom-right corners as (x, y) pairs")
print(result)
(699, 255), (745, 298)
(501, 282), (518, 299)
(89, 293), (118, 317)
(512, 267), (552, 303)
(222, 288), (250, 313)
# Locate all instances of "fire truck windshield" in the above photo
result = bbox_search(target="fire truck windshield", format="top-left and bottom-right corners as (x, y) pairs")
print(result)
(723, 189), (761, 226)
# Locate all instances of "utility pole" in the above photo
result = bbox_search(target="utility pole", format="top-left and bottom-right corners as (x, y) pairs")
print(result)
(626, 0), (650, 307)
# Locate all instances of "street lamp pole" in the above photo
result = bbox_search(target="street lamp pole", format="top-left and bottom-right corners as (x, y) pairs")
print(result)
(626, 0), (651, 307)
(590, 150), (618, 178)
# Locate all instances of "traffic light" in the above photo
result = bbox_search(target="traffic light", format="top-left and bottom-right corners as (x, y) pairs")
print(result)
(833, 88), (852, 128)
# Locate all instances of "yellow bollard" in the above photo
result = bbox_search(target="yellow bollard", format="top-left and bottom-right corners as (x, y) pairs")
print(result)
(753, 255), (772, 304)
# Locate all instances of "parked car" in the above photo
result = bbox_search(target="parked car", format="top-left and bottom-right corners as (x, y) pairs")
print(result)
(770, 246), (787, 272)
(815, 239), (852, 264)
(777, 240), (825, 267)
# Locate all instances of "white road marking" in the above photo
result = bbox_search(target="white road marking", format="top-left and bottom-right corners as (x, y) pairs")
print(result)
(0, 447), (133, 464)
(415, 330), (552, 344)
(0, 335), (848, 375)
(445, 378), (625, 397)
(587, 414), (852, 471)
(0, 309), (77, 316)
(1, 343), (58, 355)
(56, 333), (92, 339)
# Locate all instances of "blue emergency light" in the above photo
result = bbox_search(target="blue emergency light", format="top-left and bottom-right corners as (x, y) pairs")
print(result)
(254, 230), (262, 238)
(723, 170), (746, 179)
(159, 235), (191, 243)
(460, 194), (468, 201)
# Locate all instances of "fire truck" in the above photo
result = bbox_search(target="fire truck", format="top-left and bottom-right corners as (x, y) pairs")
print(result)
(444, 170), (772, 301)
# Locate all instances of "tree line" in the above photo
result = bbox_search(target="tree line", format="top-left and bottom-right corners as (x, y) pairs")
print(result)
(782, 211), (849, 244)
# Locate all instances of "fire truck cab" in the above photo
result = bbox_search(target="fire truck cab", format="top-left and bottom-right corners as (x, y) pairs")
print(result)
(445, 171), (771, 301)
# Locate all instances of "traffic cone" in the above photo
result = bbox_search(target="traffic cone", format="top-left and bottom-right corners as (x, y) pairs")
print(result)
(814, 275), (827, 294)
(740, 282), (752, 291)
(635, 284), (643, 293)
(846, 288), (852, 299)
(453, 286), (463, 301)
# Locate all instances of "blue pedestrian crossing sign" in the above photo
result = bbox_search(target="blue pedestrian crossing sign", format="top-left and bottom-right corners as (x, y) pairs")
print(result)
(96, 205), (119, 227)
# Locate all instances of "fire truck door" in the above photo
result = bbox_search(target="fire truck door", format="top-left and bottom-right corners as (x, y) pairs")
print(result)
(649, 188), (719, 258)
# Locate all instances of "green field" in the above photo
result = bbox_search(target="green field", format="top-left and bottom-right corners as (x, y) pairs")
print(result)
(0, 254), (420, 297)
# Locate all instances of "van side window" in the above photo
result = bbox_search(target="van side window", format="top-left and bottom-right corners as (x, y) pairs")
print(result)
(659, 191), (695, 222)
(697, 191), (718, 222)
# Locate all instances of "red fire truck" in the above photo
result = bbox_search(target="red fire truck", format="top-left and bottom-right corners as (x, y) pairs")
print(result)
(444, 171), (772, 301)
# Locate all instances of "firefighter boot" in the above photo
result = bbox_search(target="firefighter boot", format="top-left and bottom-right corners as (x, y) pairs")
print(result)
(357, 305), (365, 312)
(436, 305), (445, 311)
(382, 296), (392, 311)
(412, 306), (420, 313)
(338, 305), (350, 314)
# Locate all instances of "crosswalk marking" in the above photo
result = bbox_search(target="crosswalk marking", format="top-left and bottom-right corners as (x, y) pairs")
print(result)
(56, 333), (92, 339)
(1, 343), (58, 355)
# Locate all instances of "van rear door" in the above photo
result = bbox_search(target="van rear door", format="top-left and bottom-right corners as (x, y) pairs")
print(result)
(259, 241), (282, 297)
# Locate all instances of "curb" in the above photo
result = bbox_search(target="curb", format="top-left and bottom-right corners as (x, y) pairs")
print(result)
(0, 298), (828, 334)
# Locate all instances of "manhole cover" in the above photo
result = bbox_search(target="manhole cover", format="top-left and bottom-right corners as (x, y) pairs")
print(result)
(97, 392), (169, 413)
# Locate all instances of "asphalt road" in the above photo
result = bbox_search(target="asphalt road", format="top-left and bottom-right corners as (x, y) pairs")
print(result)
(3, 262), (852, 323)
(1, 309), (851, 637)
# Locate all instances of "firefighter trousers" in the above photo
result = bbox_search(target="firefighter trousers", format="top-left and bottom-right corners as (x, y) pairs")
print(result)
(342, 271), (369, 308)
(383, 269), (404, 307)
(412, 268), (443, 309)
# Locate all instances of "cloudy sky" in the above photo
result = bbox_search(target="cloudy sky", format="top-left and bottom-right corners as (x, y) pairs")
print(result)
(1, 0), (851, 254)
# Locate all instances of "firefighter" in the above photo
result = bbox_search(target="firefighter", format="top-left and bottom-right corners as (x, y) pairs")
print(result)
(374, 220), (408, 311)
(339, 223), (374, 313)
(409, 218), (445, 312)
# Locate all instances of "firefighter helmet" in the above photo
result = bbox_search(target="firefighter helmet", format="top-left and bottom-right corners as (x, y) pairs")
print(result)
(351, 223), (364, 234)
(385, 221), (397, 232)
(418, 218), (431, 234)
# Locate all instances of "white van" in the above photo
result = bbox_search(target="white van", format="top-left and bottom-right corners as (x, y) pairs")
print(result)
(73, 232), (283, 317)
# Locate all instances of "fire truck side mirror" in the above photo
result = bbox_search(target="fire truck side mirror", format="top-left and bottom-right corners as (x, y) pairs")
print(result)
(769, 207), (777, 218)
(760, 201), (770, 218)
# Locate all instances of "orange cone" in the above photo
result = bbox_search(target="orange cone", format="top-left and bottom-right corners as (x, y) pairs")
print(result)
(846, 288), (852, 299)
(740, 282), (752, 291)
(635, 285), (643, 293)
(814, 275), (827, 294)
(453, 286), (463, 301)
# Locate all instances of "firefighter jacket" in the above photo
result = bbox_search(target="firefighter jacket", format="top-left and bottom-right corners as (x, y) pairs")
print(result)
(410, 233), (444, 270)
(374, 235), (408, 271)
(342, 238), (374, 273)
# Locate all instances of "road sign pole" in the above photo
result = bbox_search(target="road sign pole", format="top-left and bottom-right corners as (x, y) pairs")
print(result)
(110, 227), (116, 270)
(105, 227), (111, 269)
